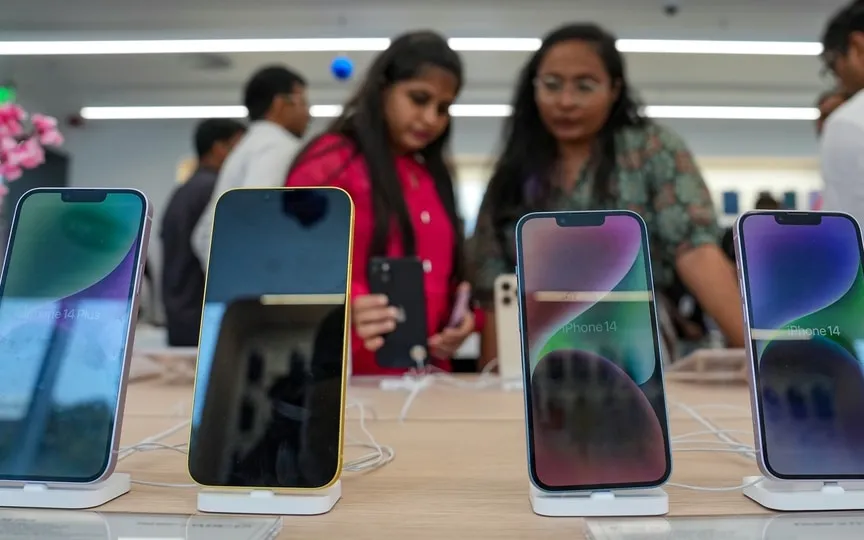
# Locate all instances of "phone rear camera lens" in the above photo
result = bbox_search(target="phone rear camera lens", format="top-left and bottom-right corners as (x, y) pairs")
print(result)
(502, 296), (511, 306)
(501, 282), (511, 291)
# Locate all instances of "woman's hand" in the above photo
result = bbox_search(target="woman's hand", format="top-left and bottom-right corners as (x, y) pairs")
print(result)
(352, 294), (398, 352)
(428, 282), (476, 359)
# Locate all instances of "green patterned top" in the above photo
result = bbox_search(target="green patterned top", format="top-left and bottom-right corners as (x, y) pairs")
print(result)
(468, 122), (720, 308)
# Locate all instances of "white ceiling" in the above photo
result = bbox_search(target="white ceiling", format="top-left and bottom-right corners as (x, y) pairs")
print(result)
(0, 0), (850, 116)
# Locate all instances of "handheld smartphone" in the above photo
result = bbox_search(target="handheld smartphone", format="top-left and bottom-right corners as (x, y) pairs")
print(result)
(447, 286), (470, 328)
(515, 210), (672, 491)
(494, 274), (522, 381)
(367, 257), (428, 369)
(0, 187), (151, 484)
(188, 187), (353, 491)
(736, 210), (864, 480)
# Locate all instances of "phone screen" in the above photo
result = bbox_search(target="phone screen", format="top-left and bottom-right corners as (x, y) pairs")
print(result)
(739, 212), (864, 479)
(0, 189), (147, 483)
(516, 211), (671, 491)
(189, 187), (352, 490)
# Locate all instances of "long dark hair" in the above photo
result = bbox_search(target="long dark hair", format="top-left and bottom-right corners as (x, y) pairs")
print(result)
(484, 23), (645, 242)
(290, 31), (466, 283)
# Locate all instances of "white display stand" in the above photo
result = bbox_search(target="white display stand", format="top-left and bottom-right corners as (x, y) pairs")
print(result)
(528, 484), (669, 517)
(0, 473), (130, 509)
(197, 480), (341, 516)
(742, 476), (864, 511)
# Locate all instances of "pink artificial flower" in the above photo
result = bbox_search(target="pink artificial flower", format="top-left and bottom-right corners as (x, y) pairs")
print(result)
(0, 104), (26, 126)
(0, 136), (20, 167)
(0, 162), (22, 181)
(31, 113), (57, 132)
(31, 114), (64, 147)
(0, 135), (15, 153)
(39, 127), (63, 147)
(16, 137), (44, 169)
(0, 120), (23, 138)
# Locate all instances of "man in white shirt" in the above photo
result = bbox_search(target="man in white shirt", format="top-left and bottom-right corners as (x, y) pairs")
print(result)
(192, 65), (311, 262)
(820, 3), (864, 223)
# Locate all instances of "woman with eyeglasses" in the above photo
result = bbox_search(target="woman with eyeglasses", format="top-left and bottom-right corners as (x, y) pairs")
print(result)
(469, 23), (744, 368)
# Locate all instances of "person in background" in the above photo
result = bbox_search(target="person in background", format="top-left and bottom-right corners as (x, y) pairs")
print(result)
(816, 89), (847, 135)
(820, 2), (864, 223)
(469, 23), (744, 367)
(161, 119), (246, 346)
(285, 31), (482, 375)
(191, 65), (311, 263)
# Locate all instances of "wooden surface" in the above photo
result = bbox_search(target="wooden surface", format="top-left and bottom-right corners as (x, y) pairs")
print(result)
(100, 376), (766, 538)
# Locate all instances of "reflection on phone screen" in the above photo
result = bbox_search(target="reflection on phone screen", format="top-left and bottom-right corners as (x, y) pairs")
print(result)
(518, 212), (670, 491)
(188, 188), (352, 490)
(740, 213), (864, 478)
(0, 189), (146, 483)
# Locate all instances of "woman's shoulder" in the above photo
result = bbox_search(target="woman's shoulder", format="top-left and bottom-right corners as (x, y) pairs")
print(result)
(287, 132), (359, 186)
(300, 132), (356, 161)
(619, 122), (690, 154)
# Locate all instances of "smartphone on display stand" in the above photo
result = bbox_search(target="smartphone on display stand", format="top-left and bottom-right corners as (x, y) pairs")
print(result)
(494, 274), (522, 381)
(736, 210), (864, 481)
(515, 210), (672, 492)
(368, 257), (428, 369)
(188, 187), (353, 492)
(0, 187), (151, 485)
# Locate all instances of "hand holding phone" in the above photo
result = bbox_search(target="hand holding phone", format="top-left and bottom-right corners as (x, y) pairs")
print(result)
(367, 257), (428, 369)
(447, 283), (472, 328)
(429, 282), (475, 359)
(352, 294), (399, 352)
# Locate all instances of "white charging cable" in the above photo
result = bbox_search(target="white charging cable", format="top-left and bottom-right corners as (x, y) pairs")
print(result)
(344, 399), (395, 472)
(380, 363), (501, 421)
(121, 397), (394, 489)
(665, 401), (760, 491)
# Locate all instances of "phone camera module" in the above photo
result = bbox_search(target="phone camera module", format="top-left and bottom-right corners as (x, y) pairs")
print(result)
(556, 216), (568, 227)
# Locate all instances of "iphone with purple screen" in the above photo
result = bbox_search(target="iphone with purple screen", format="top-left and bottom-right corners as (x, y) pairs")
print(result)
(515, 210), (671, 492)
(0, 188), (151, 484)
(736, 210), (864, 481)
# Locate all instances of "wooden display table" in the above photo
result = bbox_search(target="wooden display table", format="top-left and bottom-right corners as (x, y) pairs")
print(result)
(103, 377), (763, 538)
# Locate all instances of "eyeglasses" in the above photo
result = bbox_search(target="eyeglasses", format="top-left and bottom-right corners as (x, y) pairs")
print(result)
(534, 75), (606, 104)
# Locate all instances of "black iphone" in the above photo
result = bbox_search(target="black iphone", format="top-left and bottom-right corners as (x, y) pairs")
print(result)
(368, 257), (428, 369)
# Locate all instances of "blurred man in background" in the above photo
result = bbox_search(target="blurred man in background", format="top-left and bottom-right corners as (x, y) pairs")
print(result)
(161, 119), (246, 346)
(191, 65), (311, 264)
(820, 2), (864, 223)
(816, 89), (847, 135)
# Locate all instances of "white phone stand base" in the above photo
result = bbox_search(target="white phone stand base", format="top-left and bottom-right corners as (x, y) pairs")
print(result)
(0, 473), (130, 509)
(529, 484), (668, 517)
(742, 476), (864, 511)
(197, 480), (341, 515)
